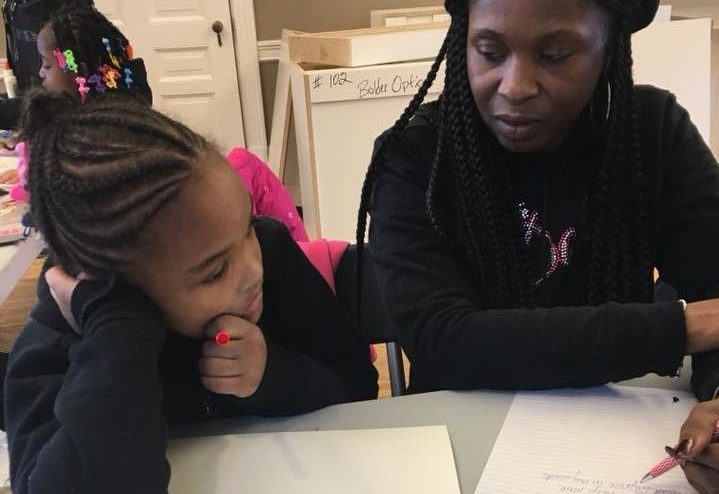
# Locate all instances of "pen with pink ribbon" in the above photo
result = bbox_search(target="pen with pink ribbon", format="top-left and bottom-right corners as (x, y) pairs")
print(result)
(641, 419), (719, 483)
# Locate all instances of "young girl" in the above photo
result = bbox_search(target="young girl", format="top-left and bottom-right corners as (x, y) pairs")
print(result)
(0, 0), (94, 129)
(36, 3), (151, 104)
(5, 90), (378, 493)
(359, 0), (719, 490)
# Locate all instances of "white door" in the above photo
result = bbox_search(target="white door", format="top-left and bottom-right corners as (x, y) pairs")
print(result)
(94, 0), (246, 151)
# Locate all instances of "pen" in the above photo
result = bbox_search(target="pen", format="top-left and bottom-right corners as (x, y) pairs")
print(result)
(640, 419), (719, 483)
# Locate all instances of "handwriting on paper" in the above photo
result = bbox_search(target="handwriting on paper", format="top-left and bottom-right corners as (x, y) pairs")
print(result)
(543, 471), (682, 494)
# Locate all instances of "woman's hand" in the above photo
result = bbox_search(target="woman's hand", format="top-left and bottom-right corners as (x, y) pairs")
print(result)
(199, 314), (268, 398)
(678, 399), (719, 493)
(683, 451), (719, 494)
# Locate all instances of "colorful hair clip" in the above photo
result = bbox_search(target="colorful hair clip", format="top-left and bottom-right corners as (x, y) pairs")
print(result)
(87, 73), (106, 93)
(123, 68), (134, 88)
(100, 64), (120, 89)
(75, 77), (90, 103)
(125, 43), (134, 60)
(102, 37), (122, 68)
(63, 49), (78, 73)
(53, 49), (67, 71)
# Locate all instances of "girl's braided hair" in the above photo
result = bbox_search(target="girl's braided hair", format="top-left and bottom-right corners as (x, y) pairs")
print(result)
(22, 90), (210, 277)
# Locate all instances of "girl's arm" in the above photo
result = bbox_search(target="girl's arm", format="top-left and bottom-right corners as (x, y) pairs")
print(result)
(238, 219), (378, 416)
(6, 275), (170, 494)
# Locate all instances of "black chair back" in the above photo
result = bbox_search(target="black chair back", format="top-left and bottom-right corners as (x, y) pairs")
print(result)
(335, 245), (406, 396)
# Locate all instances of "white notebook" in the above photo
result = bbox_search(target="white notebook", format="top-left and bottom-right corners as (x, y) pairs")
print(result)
(475, 385), (697, 494)
(168, 425), (461, 494)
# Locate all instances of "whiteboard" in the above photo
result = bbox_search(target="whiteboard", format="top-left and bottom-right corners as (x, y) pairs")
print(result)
(633, 18), (714, 147)
(292, 60), (444, 241)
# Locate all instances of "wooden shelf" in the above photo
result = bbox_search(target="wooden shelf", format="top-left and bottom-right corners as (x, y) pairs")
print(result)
(289, 23), (448, 68)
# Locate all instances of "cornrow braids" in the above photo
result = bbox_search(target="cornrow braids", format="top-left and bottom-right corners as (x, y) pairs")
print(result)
(357, 0), (652, 309)
(21, 90), (211, 278)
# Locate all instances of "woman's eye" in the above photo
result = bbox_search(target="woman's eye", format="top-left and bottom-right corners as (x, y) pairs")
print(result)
(539, 52), (572, 64)
(203, 261), (228, 285)
(476, 42), (507, 64)
(480, 51), (506, 63)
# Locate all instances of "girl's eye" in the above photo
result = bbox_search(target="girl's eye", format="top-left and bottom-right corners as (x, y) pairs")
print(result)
(202, 261), (228, 285)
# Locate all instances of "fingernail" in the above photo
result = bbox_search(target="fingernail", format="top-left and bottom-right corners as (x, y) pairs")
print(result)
(672, 439), (691, 457)
(682, 439), (694, 456)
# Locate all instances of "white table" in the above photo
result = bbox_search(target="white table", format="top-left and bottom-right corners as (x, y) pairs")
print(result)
(0, 235), (43, 305)
(0, 155), (43, 306)
(171, 368), (693, 494)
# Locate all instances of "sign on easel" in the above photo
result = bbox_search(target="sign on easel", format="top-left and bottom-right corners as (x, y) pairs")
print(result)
(306, 62), (445, 104)
(290, 59), (443, 240)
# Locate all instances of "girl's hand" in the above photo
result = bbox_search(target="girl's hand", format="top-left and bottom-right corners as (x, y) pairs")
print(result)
(45, 267), (82, 333)
(678, 399), (719, 493)
(199, 315), (267, 398)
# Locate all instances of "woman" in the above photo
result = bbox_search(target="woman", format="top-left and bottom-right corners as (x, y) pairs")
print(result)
(358, 0), (719, 490)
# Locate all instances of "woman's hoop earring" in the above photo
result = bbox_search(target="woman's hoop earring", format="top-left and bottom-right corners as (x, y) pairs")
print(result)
(605, 80), (613, 123)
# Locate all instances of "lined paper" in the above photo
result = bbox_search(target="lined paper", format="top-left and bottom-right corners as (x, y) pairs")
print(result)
(475, 386), (698, 494)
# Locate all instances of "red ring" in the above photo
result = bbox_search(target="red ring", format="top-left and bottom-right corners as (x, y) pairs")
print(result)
(215, 331), (230, 346)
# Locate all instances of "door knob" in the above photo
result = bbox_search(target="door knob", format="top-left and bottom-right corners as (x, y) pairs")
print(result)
(212, 20), (224, 47)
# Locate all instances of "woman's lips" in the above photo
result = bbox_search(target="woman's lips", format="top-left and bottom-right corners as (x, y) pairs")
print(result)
(495, 115), (543, 141)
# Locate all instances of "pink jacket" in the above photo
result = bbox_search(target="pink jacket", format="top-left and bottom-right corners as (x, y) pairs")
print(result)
(9, 142), (28, 202)
(297, 239), (348, 293)
(226, 147), (309, 243)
